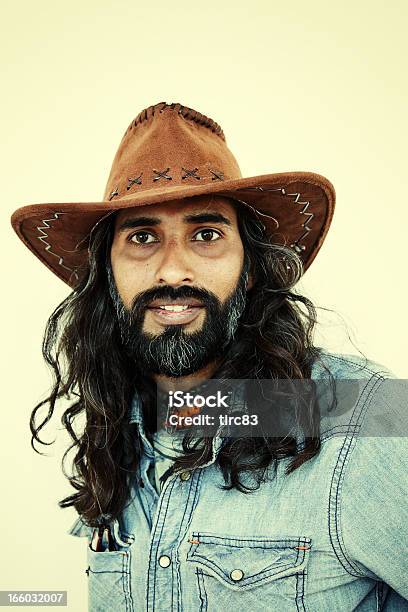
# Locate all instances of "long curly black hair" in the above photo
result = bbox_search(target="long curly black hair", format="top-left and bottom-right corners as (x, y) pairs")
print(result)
(30, 198), (343, 526)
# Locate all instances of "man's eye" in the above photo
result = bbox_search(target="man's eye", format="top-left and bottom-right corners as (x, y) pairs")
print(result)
(129, 231), (158, 245)
(193, 229), (222, 242)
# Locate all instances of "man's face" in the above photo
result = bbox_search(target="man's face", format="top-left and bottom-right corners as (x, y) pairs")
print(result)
(109, 195), (253, 377)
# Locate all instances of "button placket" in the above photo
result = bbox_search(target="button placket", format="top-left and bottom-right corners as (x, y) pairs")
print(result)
(147, 431), (225, 609)
(147, 467), (199, 610)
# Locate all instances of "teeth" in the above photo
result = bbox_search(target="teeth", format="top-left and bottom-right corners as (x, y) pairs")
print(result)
(158, 305), (190, 312)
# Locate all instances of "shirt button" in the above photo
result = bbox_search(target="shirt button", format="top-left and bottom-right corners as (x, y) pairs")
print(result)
(179, 471), (191, 481)
(158, 555), (171, 568)
(230, 568), (244, 581)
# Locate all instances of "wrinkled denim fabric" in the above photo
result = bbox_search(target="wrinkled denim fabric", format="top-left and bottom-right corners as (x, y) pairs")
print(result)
(68, 348), (408, 611)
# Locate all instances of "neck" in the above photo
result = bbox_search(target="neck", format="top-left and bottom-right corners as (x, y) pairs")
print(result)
(152, 359), (221, 393)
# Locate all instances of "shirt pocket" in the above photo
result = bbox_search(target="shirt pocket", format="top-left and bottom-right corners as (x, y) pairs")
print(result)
(186, 531), (311, 612)
(69, 516), (135, 612)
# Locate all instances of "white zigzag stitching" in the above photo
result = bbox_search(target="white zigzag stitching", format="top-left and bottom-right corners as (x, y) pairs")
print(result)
(285, 191), (313, 252)
(244, 186), (314, 253)
(36, 212), (79, 281)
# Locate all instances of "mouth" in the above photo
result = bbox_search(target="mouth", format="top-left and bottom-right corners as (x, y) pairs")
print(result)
(147, 301), (205, 325)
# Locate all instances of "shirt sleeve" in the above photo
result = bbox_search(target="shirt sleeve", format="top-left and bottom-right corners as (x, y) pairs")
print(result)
(339, 376), (408, 601)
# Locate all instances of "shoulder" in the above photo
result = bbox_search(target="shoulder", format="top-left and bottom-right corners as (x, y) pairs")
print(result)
(309, 347), (399, 440)
(333, 377), (408, 588)
(312, 351), (408, 585)
(311, 347), (397, 380)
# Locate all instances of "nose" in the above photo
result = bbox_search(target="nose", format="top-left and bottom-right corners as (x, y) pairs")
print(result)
(154, 239), (195, 286)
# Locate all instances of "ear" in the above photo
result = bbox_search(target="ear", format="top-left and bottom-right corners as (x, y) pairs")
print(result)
(246, 271), (254, 291)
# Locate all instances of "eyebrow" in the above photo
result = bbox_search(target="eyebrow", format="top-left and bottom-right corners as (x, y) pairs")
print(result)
(116, 211), (233, 233)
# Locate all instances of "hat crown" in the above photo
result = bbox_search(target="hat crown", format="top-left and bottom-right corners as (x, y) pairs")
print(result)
(103, 102), (242, 201)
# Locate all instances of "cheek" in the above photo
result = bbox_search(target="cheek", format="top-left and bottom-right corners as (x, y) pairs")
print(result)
(111, 251), (153, 309)
(199, 251), (244, 297)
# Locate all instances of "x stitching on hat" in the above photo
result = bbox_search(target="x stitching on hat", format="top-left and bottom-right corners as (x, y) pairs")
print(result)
(181, 167), (200, 180)
(108, 187), (119, 200)
(127, 174), (143, 189)
(153, 168), (172, 182)
(210, 169), (224, 181)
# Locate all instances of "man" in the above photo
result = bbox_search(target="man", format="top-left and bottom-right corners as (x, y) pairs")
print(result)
(11, 102), (408, 611)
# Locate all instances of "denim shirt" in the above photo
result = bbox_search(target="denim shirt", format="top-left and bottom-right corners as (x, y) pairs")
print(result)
(67, 348), (408, 611)
(146, 428), (188, 494)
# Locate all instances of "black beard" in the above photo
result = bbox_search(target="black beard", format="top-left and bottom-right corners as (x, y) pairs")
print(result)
(107, 260), (250, 378)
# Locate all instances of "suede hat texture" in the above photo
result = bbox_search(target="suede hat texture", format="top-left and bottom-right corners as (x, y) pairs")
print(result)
(10, 101), (335, 287)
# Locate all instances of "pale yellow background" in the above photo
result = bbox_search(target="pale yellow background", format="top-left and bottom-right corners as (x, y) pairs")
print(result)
(1, 0), (407, 610)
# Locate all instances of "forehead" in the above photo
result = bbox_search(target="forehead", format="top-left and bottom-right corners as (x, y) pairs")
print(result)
(113, 195), (238, 227)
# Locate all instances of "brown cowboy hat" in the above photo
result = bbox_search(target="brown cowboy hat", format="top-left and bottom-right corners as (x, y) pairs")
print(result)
(10, 101), (335, 288)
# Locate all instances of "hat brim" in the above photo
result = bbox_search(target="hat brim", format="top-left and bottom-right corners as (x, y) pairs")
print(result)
(10, 171), (335, 287)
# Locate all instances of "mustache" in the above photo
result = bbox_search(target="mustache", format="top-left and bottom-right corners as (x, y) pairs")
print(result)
(128, 285), (220, 320)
